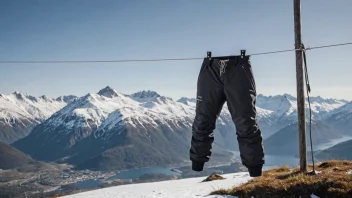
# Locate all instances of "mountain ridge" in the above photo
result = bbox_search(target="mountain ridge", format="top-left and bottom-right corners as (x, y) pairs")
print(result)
(12, 87), (233, 171)
(6, 87), (351, 171)
(0, 92), (77, 143)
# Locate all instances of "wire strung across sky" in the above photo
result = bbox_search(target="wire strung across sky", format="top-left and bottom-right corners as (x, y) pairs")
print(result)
(0, 42), (352, 64)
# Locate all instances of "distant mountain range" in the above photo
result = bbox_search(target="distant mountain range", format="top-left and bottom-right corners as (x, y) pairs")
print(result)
(11, 87), (234, 171)
(1, 86), (351, 171)
(324, 102), (352, 135)
(256, 94), (348, 138)
(0, 92), (77, 144)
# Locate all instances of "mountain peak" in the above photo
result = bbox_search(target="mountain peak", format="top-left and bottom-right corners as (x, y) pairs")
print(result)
(39, 95), (49, 100)
(310, 96), (348, 105)
(56, 95), (78, 103)
(97, 86), (119, 98)
(258, 93), (296, 101)
(177, 97), (196, 105)
(281, 94), (296, 101)
(131, 90), (161, 99)
(12, 91), (27, 100)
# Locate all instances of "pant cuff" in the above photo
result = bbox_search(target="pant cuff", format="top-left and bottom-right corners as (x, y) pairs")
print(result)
(192, 161), (205, 172)
(248, 166), (263, 177)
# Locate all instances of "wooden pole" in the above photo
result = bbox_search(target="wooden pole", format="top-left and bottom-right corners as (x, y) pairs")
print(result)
(293, 0), (307, 172)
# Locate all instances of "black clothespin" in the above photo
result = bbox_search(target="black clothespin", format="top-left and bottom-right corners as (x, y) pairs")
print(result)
(240, 50), (246, 59)
(207, 51), (212, 60)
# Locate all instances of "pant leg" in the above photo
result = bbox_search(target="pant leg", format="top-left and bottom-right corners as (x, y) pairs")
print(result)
(190, 58), (226, 171)
(224, 56), (265, 177)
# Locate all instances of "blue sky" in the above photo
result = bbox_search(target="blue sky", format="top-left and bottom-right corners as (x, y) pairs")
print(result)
(0, 0), (351, 100)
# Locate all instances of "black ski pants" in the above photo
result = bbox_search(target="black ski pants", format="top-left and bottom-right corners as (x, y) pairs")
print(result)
(190, 55), (265, 177)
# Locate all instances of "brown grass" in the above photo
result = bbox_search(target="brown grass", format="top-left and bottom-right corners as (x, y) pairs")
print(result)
(202, 174), (225, 182)
(210, 160), (352, 198)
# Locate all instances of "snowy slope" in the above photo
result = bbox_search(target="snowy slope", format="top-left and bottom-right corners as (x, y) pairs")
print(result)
(177, 97), (196, 107)
(310, 96), (348, 119)
(255, 94), (347, 138)
(62, 172), (251, 198)
(0, 92), (76, 143)
(40, 88), (195, 142)
(46, 89), (139, 134)
(62, 172), (319, 198)
(0, 92), (72, 122)
(257, 94), (347, 120)
(324, 101), (352, 135)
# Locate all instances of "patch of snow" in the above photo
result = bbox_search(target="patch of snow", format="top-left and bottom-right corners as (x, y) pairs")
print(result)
(97, 86), (121, 98)
(62, 172), (250, 198)
(256, 107), (275, 120)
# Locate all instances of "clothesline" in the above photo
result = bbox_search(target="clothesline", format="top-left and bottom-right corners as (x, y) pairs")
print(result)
(0, 42), (351, 64)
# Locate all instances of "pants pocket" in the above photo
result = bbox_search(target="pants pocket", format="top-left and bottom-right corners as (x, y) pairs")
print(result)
(241, 64), (256, 93)
(197, 62), (208, 89)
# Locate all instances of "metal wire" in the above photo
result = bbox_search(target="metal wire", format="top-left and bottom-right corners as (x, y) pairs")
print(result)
(250, 49), (297, 56)
(0, 42), (351, 64)
(305, 42), (352, 51)
(0, 57), (204, 64)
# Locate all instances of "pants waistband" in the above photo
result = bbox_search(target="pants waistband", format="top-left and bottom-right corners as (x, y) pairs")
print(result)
(202, 55), (250, 66)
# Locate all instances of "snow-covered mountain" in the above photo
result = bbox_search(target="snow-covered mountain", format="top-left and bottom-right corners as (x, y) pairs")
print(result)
(177, 97), (197, 106)
(12, 87), (235, 171)
(0, 92), (77, 144)
(255, 94), (347, 138)
(324, 101), (352, 136)
(8, 87), (349, 171)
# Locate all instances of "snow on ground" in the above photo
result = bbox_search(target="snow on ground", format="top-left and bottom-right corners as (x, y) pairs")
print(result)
(62, 172), (250, 198)
(62, 172), (321, 198)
